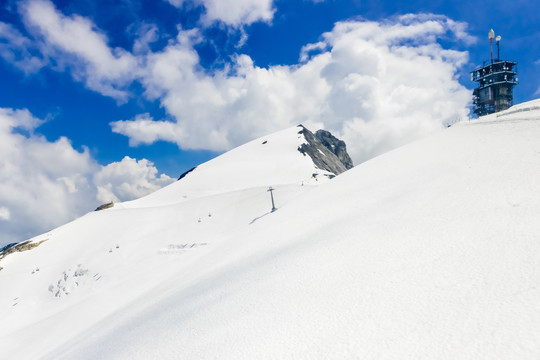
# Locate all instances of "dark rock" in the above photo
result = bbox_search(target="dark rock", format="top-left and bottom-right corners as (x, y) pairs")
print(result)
(315, 129), (354, 170)
(95, 202), (114, 211)
(0, 239), (48, 262)
(0, 243), (18, 253)
(297, 125), (352, 176)
(178, 166), (197, 181)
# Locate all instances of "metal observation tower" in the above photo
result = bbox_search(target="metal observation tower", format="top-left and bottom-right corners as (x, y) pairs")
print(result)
(470, 29), (518, 116)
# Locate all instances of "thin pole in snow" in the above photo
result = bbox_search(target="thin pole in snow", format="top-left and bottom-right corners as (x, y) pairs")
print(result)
(268, 187), (277, 212)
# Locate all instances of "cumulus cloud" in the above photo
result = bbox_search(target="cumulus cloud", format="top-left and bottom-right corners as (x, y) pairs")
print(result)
(18, 0), (138, 101)
(199, 0), (274, 26)
(2, 3), (473, 165)
(311, 15), (472, 161)
(165, 0), (275, 26)
(112, 14), (472, 164)
(111, 114), (180, 146)
(0, 108), (173, 246)
(115, 49), (328, 150)
(0, 108), (98, 244)
(94, 156), (174, 203)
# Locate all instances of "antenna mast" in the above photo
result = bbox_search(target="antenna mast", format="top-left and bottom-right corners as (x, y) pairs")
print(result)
(489, 29), (495, 63)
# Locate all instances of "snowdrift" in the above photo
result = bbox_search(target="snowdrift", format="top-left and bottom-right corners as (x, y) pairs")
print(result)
(2, 101), (540, 359)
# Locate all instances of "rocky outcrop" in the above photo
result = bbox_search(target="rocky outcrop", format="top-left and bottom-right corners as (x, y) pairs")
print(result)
(95, 202), (114, 211)
(178, 166), (197, 181)
(315, 130), (354, 170)
(0, 239), (48, 267)
(297, 125), (352, 176)
(0, 243), (17, 253)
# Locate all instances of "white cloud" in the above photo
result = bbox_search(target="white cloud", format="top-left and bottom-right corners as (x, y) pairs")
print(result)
(165, 0), (275, 26)
(446, 19), (477, 46)
(311, 15), (472, 162)
(118, 49), (329, 150)
(131, 23), (160, 55)
(0, 108), (173, 246)
(299, 41), (327, 62)
(112, 14), (471, 164)
(199, 0), (275, 26)
(0, 22), (47, 74)
(0, 108), (98, 244)
(18, 0), (138, 101)
(0, 207), (10, 221)
(3, 4), (473, 166)
(94, 156), (174, 203)
(111, 114), (180, 146)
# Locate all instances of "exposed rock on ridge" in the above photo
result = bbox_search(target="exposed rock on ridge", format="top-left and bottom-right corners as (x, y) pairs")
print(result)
(178, 166), (197, 181)
(0, 239), (48, 268)
(297, 125), (353, 176)
(315, 130), (354, 170)
(95, 202), (114, 211)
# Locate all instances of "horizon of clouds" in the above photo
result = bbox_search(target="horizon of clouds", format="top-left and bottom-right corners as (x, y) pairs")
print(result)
(0, 0), (475, 245)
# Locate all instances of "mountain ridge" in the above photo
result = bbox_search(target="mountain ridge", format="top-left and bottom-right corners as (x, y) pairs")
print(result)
(120, 125), (350, 208)
(297, 125), (351, 177)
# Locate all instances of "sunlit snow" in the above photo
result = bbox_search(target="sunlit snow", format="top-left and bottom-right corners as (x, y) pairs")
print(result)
(2, 104), (540, 359)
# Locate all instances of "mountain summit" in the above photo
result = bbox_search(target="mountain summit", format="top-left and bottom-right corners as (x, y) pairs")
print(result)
(121, 125), (352, 208)
(2, 102), (540, 359)
(297, 125), (353, 177)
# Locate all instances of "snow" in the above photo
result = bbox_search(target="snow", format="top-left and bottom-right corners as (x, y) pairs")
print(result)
(2, 101), (540, 359)
(122, 126), (332, 208)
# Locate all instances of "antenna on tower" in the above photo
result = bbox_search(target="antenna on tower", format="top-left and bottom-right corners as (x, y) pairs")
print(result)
(489, 29), (495, 63)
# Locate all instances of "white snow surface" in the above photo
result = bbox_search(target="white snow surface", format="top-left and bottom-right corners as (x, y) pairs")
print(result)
(2, 104), (540, 359)
(122, 125), (334, 208)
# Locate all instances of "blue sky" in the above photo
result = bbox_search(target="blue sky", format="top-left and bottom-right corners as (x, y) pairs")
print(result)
(0, 0), (539, 245)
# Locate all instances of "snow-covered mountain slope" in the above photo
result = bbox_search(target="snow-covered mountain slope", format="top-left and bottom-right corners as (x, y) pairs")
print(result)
(0, 124), (346, 358)
(2, 101), (540, 359)
(122, 125), (337, 208)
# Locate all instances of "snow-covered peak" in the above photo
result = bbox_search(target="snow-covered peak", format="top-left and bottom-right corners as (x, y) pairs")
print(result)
(122, 125), (344, 208)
